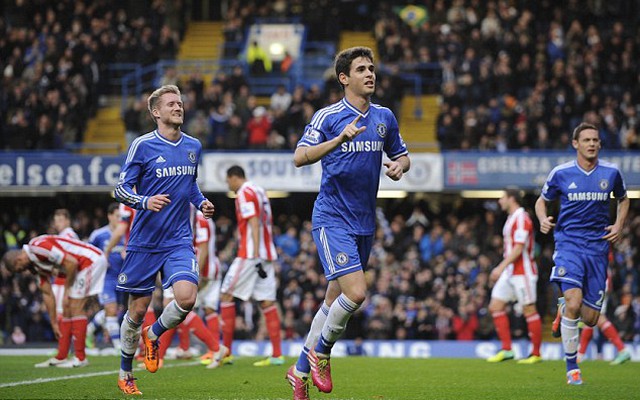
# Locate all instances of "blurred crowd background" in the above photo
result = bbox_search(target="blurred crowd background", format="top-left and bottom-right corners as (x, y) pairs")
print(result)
(1, 0), (639, 346)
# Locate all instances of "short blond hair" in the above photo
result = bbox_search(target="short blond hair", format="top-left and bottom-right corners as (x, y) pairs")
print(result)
(147, 85), (181, 119)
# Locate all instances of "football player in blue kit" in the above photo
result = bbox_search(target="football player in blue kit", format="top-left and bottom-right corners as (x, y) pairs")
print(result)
(286, 46), (410, 400)
(535, 122), (629, 385)
(114, 85), (215, 395)
(86, 202), (125, 352)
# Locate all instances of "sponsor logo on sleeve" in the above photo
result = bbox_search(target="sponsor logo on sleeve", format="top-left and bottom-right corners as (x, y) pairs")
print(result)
(303, 127), (320, 144)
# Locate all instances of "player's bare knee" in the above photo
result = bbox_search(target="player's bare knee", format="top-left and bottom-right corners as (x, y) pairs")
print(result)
(175, 296), (196, 311)
(564, 298), (582, 316)
(583, 314), (598, 327)
(345, 291), (366, 305)
(522, 304), (537, 316)
(488, 301), (505, 314)
(260, 300), (274, 309)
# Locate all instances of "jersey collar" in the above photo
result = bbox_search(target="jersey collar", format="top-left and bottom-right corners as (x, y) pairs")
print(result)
(574, 160), (598, 176)
(154, 130), (184, 147)
(342, 98), (369, 118)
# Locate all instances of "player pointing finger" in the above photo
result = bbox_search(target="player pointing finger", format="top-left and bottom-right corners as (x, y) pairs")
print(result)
(338, 114), (366, 143)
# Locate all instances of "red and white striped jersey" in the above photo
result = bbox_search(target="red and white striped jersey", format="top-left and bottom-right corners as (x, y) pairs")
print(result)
(235, 181), (277, 261)
(53, 227), (79, 284)
(118, 204), (136, 245)
(502, 207), (537, 276)
(194, 212), (221, 280)
(24, 235), (104, 277)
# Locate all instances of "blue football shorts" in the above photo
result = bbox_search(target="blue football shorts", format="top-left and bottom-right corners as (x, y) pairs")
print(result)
(115, 245), (199, 295)
(312, 226), (373, 281)
(551, 249), (608, 311)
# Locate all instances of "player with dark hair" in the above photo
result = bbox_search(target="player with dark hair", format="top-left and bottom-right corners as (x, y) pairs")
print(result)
(287, 46), (410, 399)
(487, 188), (542, 364)
(3, 235), (107, 368)
(114, 84), (214, 395)
(535, 122), (629, 385)
(220, 165), (282, 367)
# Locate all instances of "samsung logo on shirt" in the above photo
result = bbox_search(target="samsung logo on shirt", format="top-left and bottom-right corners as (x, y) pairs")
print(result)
(341, 141), (384, 153)
(568, 192), (609, 201)
(155, 165), (197, 178)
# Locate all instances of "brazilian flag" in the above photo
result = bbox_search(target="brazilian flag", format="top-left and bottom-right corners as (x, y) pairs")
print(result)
(394, 5), (429, 28)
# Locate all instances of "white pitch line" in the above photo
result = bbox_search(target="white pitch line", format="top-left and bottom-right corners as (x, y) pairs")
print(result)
(0, 361), (201, 388)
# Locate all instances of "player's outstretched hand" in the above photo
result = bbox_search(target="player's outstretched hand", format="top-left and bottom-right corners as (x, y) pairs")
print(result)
(147, 194), (171, 212)
(339, 114), (366, 143)
(539, 216), (555, 234)
(201, 199), (215, 218)
(603, 224), (621, 243)
(384, 161), (403, 181)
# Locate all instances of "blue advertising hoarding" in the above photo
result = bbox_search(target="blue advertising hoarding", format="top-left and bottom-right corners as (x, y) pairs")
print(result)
(443, 151), (640, 189)
(1, 151), (639, 192)
(0, 153), (124, 190)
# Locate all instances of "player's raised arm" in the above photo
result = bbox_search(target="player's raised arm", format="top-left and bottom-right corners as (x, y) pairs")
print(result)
(294, 114), (366, 167)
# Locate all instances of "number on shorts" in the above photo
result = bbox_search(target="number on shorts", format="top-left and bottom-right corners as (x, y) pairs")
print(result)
(192, 259), (200, 275)
(595, 290), (605, 306)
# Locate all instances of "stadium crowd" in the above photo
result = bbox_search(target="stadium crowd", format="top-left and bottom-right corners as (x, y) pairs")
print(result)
(127, 0), (640, 152)
(0, 0), (184, 150)
(1, 195), (639, 346)
(4, 1), (640, 152)
(393, 1), (640, 151)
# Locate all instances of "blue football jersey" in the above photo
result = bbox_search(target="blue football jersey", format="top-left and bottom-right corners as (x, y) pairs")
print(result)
(88, 225), (124, 278)
(115, 130), (207, 252)
(297, 98), (408, 235)
(541, 160), (626, 255)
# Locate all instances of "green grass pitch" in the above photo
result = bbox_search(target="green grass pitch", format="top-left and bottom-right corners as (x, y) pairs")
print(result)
(0, 356), (638, 399)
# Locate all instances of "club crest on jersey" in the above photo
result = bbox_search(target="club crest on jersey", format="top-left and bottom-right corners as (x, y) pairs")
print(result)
(188, 152), (197, 164)
(599, 179), (608, 190)
(336, 252), (349, 266)
(118, 273), (127, 284)
(376, 123), (387, 138)
(556, 266), (566, 277)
